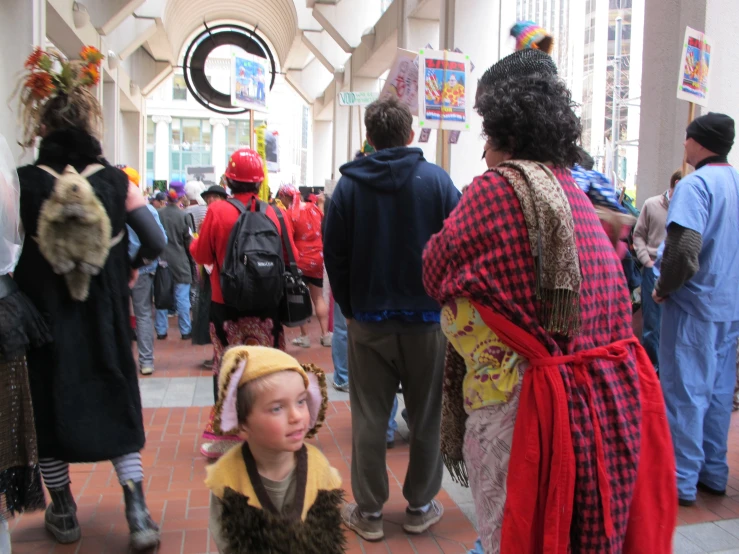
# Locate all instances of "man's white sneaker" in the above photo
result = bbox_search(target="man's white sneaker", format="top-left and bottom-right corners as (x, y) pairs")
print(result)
(292, 335), (311, 348)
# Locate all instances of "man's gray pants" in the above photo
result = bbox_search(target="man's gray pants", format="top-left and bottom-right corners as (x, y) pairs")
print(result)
(131, 273), (155, 368)
(348, 320), (445, 514)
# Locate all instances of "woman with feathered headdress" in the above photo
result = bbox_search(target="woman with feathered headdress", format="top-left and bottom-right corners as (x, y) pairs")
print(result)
(12, 46), (165, 551)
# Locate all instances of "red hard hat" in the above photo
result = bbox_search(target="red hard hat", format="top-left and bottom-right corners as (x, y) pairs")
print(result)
(224, 148), (265, 183)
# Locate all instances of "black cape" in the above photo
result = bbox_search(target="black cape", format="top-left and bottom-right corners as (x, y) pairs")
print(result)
(15, 129), (145, 462)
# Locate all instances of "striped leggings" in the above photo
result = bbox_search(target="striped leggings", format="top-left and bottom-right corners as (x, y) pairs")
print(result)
(39, 453), (144, 490)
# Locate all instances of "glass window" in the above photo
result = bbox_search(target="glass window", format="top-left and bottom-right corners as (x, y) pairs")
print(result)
(146, 117), (155, 147)
(182, 119), (200, 151)
(146, 151), (154, 188)
(225, 120), (252, 166)
(173, 75), (187, 101)
(227, 121), (237, 150)
(171, 119), (181, 150)
(202, 120), (211, 151)
(238, 121), (251, 147)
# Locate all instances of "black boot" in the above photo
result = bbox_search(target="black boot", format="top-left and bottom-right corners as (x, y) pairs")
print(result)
(45, 485), (81, 544)
(123, 480), (160, 551)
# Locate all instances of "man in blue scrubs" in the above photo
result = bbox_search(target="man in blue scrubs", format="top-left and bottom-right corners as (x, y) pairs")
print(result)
(654, 112), (739, 506)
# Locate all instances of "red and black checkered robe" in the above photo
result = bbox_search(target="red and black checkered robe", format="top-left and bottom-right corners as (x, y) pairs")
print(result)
(423, 168), (671, 553)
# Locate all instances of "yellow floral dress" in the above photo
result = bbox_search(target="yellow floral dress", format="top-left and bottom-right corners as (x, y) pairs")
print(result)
(441, 297), (527, 552)
(441, 297), (525, 413)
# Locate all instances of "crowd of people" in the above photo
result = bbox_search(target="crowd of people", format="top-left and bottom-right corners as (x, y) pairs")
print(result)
(1, 24), (738, 554)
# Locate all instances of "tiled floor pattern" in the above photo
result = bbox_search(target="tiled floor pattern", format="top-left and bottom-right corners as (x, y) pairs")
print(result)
(12, 317), (739, 553)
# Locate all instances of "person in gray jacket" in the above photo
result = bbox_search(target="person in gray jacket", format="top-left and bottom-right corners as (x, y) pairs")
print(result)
(632, 169), (681, 371)
(155, 186), (194, 340)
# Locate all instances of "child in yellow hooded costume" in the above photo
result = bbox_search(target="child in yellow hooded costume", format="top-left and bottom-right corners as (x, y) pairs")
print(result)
(205, 346), (345, 553)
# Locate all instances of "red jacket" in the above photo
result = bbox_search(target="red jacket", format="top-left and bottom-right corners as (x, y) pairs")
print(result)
(471, 302), (676, 554)
(287, 200), (324, 280)
(189, 193), (299, 304)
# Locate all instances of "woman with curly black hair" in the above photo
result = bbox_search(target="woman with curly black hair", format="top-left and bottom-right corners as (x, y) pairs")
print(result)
(423, 51), (676, 553)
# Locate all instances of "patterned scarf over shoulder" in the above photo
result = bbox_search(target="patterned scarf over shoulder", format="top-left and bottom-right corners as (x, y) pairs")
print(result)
(423, 165), (641, 553)
(494, 161), (582, 336)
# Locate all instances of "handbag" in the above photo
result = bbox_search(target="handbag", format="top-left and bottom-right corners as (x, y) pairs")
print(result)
(274, 208), (313, 327)
(153, 261), (176, 310)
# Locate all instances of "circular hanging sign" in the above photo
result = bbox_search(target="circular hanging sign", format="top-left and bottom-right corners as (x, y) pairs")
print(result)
(182, 23), (277, 115)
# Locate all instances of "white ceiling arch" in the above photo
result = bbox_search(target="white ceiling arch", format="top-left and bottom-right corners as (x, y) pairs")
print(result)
(162, 0), (299, 66)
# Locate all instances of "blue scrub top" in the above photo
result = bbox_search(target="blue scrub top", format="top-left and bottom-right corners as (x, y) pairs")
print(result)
(666, 164), (739, 322)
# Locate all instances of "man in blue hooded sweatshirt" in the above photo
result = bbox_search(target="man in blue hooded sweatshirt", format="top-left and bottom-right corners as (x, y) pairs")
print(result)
(324, 97), (460, 541)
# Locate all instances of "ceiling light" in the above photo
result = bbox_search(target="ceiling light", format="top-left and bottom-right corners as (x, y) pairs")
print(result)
(72, 2), (90, 29)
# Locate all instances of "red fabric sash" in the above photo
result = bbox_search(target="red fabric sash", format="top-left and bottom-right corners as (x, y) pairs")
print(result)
(470, 300), (676, 554)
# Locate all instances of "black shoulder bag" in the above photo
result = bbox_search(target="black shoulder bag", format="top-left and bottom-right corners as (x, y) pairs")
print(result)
(273, 207), (313, 327)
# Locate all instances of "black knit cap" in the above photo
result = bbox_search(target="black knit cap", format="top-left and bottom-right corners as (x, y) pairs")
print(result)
(479, 49), (558, 89)
(686, 112), (735, 156)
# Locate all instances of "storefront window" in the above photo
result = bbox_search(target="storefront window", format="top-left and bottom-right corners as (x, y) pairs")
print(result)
(181, 118), (200, 151)
(169, 118), (214, 183)
(171, 119), (181, 150)
(202, 120), (212, 151)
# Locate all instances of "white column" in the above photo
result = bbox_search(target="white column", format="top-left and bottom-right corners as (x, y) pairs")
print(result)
(348, 77), (378, 157)
(568, 0), (585, 106)
(705, 0), (739, 169)
(401, 5), (441, 164)
(331, 71), (350, 179)
(589, 0), (609, 156)
(313, 119), (333, 189)
(0, 0), (45, 164)
(635, 0), (739, 204)
(442, 0), (504, 189)
(210, 117), (229, 181)
(120, 112), (142, 171)
(103, 81), (120, 163)
(625, 0), (644, 191)
(152, 115), (171, 181)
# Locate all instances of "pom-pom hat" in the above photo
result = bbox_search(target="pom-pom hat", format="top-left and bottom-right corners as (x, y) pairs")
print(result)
(510, 20), (554, 54)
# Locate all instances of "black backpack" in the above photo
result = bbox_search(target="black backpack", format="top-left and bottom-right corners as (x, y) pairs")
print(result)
(220, 198), (285, 312)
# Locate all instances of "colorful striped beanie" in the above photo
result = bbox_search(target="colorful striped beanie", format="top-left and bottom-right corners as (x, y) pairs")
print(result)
(510, 21), (554, 54)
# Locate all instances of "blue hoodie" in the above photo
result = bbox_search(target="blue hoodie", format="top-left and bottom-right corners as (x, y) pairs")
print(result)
(324, 147), (460, 321)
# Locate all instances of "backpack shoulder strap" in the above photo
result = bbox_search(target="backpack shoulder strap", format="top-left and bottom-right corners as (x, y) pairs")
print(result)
(37, 163), (105, 179)
(226, 198), (246, 214)
(36, 164), (60, 179)
(80, 164), (105, 178)
(273, 205), (300, 275)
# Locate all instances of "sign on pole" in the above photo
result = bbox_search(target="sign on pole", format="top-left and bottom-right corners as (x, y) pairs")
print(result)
(337, 91), (379, 106)
(676, 27), (712, 107)
(379, 49), (420, 115)
(231, 53), (269, 113)
(417, 49), (471, 131)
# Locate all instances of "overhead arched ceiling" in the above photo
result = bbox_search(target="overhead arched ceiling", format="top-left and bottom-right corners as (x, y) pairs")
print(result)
(163, 0), (299, 66)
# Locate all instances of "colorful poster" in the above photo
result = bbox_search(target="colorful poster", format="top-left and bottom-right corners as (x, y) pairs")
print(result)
(231, 53), (269, 112)
(676, 27), (712, 107)
(380, 49), (419, 115)
(418, 50), (471, 131)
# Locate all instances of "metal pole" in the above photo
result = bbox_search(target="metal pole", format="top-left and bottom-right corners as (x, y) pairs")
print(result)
(612, 16), (622, 186)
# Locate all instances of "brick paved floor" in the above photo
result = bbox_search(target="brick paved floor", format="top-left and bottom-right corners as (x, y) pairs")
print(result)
(11, 317), (739, 553)
(11, 320), (479, 553)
